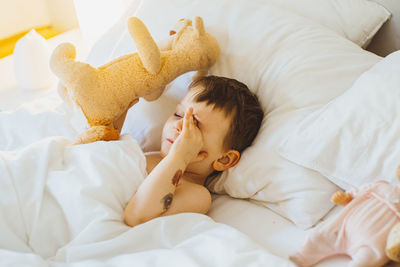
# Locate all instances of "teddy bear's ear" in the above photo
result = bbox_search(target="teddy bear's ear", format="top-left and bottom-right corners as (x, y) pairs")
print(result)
(194, 17), (205, 37)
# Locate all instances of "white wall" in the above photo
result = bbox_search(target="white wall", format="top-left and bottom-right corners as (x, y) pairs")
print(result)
(0, 0), (51, 39)
(73, 0), (133, 46)
(46, 0), (79, 32)
(0, 0), (79, 40)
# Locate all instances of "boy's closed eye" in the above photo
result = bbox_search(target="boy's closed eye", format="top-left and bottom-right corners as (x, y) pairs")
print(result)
(174, 111), (200, 128)
(174, 112), (182, 118)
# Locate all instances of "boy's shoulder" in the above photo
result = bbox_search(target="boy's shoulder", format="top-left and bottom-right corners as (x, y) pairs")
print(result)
(164, 179), (212, 216)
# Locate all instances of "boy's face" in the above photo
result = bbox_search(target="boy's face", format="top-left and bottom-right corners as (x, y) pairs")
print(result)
(161, 85), (232, 175)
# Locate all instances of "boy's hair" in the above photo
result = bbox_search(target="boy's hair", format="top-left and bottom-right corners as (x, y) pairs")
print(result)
(189, 75), (263, 153)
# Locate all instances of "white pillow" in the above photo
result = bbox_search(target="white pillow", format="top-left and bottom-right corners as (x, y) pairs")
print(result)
(86, 0), (382, 229)
(267, 0), (390, 48)
(278, 51), (400, 191)
(87, 0), (390, 65)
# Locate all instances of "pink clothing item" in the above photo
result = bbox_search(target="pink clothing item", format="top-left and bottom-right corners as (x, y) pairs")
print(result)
(290, 180), (400, 267)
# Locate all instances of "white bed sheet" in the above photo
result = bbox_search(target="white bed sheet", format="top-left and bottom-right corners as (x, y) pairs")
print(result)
(209, 194), (400, 266)
(0, 92), (294, 267)
(0, 30), (295, 267)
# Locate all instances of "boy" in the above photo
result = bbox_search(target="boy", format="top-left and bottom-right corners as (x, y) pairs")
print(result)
(117, 76), (263, 227)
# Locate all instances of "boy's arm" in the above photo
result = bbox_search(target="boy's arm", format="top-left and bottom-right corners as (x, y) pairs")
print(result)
(124, 108), (209, 227)
(159, 181), (211, 217)
(124, 153), (211, 226)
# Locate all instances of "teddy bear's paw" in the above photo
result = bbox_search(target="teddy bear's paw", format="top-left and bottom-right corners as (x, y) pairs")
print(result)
(74, 126), (120, 145)
(387, 222), (400, 262)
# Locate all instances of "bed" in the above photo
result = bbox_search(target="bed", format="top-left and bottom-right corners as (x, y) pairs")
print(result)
(1, 0), (400, 266)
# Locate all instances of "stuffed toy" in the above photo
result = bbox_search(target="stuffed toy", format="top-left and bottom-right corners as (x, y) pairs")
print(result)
(290, 174), (400, 267)
(50, 16), (220, 144)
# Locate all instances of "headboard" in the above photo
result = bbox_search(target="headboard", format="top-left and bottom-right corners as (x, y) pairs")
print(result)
(367, 0), (400, 56)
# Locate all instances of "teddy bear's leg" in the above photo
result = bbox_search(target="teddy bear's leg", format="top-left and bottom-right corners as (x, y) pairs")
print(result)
(127, 17), (161, 74)
(348, 246), (387, 267)
(194, 16), (205, 37)
(74, 125), (120, 145)
(50, 43), (98, 101)
(290, 229), (338, 267)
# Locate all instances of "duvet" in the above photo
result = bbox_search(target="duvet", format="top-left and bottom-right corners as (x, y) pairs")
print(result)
(0, 98), (294, 267)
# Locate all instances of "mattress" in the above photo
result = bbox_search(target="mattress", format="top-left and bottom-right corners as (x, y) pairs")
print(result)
(0, 90), (294, 267)
(209, 195), (346, 266)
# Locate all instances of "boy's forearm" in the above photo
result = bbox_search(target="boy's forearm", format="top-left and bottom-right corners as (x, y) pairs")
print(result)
(113, 99), (138, 133)
(124, 152), (186, 226)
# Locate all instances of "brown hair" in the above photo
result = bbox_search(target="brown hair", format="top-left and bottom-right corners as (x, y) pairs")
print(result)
(189, 75), (263, 153)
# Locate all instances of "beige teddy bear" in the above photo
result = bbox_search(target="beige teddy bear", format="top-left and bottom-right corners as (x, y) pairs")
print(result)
(50, 16), (220, 144)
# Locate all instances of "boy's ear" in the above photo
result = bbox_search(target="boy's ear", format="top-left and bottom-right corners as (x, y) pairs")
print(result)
(212, 150), (240, 171)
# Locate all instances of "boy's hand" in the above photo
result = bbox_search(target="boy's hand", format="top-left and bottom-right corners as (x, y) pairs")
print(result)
(170, 107), (208, 165)
(113, 98), (139, 132)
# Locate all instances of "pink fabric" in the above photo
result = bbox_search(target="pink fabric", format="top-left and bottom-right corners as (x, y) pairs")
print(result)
(290, 180), (400, 267)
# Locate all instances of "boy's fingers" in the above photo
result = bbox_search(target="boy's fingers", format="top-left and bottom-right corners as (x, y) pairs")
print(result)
(183, 107), (194, 131)
(183, 113), (190, 131)
(185, 107), (193, 118)
(189, 113), (194, 127)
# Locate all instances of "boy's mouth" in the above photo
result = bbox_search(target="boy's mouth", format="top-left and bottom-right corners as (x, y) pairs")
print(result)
(167, 138), (174, 144)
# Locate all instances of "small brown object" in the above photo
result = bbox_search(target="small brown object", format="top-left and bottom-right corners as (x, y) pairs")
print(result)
(161, 193), (173, 211)
(331, 191), (353, 206)
(172, 169), (182, 186)
(169, 30), (176, 36)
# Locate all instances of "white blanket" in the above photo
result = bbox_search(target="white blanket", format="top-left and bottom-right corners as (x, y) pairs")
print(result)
(0, 97), (294, 266)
